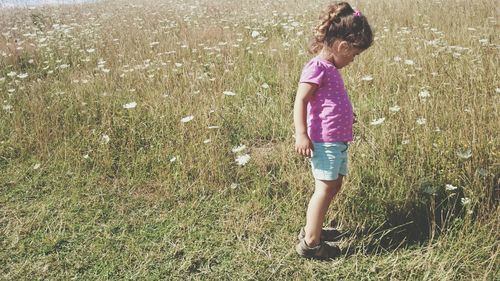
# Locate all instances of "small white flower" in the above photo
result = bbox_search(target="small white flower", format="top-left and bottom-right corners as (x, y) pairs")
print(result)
(174, 63), (183, 67)
(86, 48), (95, 53)
(370, 117), (385, 125)
(419, 90), (430, 98)
(416, 117), (426, 125)
(456, 149), (472, 159)
(101, 134), (110, 144)
(404, 59), (414, 65)
(181, 115), (194, 123)
(461, 197), (471, 205)
(3, 104), (12, 112)
(83, 154), (90, 159)
(251, 30), (260, 38)
(235, 154), (251, 166)
(33, 163), (41, 170)
(393, 56), (402, 62)
(476, 168), (487, 176)
(232, 144), (247, 153)
(170, 156), (177, 162)
(389, 105), (400, 112)
(123, 102), (137, 109)
(17, 73), (28, 79)
(495, 88), (500, 94)
(203, 139), (211, 144)
(261, 83), (270, 89)
(445, 184), (458, 191)
(361, 75), (373, 81)
(223, 91), (236, 96)
(58, 64), (69, 69)
(230, 183), (239, 189)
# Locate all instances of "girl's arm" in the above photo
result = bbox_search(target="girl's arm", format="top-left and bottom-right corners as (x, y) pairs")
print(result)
(293, 82), (317, 157)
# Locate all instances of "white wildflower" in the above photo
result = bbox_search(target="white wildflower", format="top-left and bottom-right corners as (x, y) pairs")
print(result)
(456, 149), (472, 159)
(261, 83), (270, 89)
(393, 56), (402, 62)
(445, 184), (458, 191)
(495, 88), (500, 94)
(232, 144), (247, 153)
(203, 139), (211, 144)
(404, 59), (414, 65)
(476, 168), (487, 177)
(461, 197), (471, 205)
(123, 102), (137, 109)
(3, 104), (12, 112)
(251, 30), (260, 38)
(7, 71), (16, 77)
(170, 156), (177, 163)
(101, 134), (110, 144)
(389, 105), (401, 112)
(86, 48), (95, 53)
(235, 154), (251, 166)
(230, 183), (239, 189)
(33, 163), (41, 170)
(416, 117), (426, 125)
(370, 117), (385, 125)
(17, 73), (28, 79)
(361, 75), (373, 81)
(181, 115), (194, 123)
(223, 91), (236, 96)
(419, 90), (430, 98)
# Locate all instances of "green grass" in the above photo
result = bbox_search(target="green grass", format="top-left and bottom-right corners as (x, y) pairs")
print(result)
(1, 0), (499, 279)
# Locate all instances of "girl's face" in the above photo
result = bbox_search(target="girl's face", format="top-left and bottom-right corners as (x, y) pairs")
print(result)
(330, 40), (364, 69)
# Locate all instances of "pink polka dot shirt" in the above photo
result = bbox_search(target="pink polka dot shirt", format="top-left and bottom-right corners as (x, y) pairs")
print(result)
(299, 56), (354, 143)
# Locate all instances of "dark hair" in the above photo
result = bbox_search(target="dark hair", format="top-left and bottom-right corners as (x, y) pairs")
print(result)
(309, 2), (373, 54)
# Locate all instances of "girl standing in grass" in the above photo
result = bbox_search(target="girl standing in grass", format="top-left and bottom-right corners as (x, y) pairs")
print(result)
(293, 2), (373, 259)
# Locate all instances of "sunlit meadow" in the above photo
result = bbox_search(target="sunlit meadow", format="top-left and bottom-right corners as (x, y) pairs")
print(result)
(1, 0), (498, 279)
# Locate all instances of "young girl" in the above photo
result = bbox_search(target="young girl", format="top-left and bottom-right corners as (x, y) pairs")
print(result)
(294, 2), (373, 259)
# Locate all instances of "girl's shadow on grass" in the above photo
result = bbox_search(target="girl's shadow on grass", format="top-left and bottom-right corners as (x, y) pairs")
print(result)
(331, 191), (471, 256)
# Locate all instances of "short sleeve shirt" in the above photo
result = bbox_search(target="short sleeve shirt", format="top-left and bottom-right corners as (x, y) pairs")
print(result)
(299, 56), (354, 142)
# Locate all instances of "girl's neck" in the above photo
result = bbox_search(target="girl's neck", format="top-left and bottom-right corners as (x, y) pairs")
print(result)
(317, 48), (338, 68)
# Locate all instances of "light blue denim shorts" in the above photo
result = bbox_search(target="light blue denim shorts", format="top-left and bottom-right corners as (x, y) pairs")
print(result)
(310, 142), (349, 181)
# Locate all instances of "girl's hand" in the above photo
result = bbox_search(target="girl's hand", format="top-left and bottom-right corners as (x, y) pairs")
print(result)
(295, 133), (313, 157)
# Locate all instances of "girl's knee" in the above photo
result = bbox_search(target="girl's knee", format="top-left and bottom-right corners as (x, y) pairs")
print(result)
(315, 177), (343, 196)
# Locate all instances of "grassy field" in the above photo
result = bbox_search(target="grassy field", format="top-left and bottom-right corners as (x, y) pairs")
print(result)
(0, 0), (499, 279)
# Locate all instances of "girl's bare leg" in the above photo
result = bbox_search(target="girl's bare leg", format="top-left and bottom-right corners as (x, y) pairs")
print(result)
(303, 176), (343, 247)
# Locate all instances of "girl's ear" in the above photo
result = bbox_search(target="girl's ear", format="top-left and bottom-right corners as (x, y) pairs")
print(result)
(337, 41), (351, 55)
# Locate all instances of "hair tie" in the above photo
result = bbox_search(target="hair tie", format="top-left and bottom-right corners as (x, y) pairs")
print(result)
(353, 10), (362, 17)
